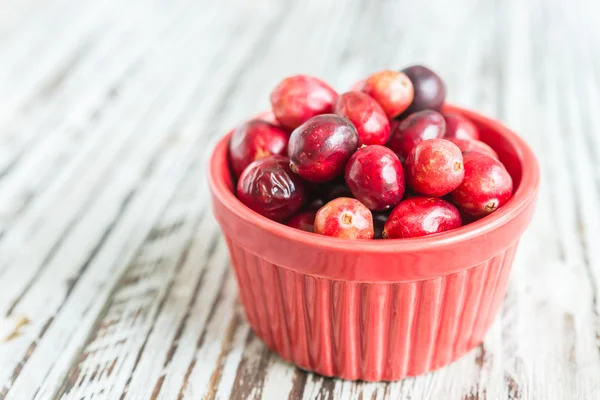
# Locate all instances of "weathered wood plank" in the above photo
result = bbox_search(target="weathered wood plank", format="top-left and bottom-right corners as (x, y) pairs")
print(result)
(2, 0), (600, 399)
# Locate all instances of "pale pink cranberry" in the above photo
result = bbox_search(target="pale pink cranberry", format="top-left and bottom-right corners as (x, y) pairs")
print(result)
(361, 70), (414, 118)
(314, 198), (374, 239)
(405, 139), (464, 197)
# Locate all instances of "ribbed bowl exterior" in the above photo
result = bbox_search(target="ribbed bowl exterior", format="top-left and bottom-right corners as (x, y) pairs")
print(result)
(224, 236), (519, 381)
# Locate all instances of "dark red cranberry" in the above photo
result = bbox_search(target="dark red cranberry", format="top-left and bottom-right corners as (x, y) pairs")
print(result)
(286, 211), (316, 232)
(372, 212), (389, 239)
(236, 155), (307, 222)
(270, 75), (337, 131)
(361, 70), (414, 118)
(345, 145), (405, 211)
(288, 114), (358, 182)
(399, 65), (446, 118)
(334, 91), (390, 146)
(383, 197), (462, 238)
(314, 198), (374, 239)
(388, 110), (445, 158)
(306, 198), (325, 211)
(321, 181), (353, 202)
(445, 138), (499, 159)
(405, 139), (464, 197)
(228, 119), (289, 178)
(443, 112), (479, 140)
(450, 153), (513, 217)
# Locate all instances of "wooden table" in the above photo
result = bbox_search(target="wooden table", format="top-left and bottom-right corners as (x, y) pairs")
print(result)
(1, 0), (600, 398)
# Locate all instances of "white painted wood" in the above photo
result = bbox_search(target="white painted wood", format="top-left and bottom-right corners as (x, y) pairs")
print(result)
(1, 0), (600, 399)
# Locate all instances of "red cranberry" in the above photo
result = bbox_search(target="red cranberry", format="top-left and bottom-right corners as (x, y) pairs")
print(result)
(399, 65), (446, 118)
(314, 198), (374, 239)
(334, 91), (390, 146)
(443, 112), (479, 140)
(445, 138), (499, 159)
(383, 197), (462, 238)
(345, 145), (405, 211)
(288, 114), (358, 182)
(270, 75), (337, 131)
(361, 70), (414, 118)
(450, 153), (513, 217)
(228, 119), (289, 178)
(388, 110), (445, 158)
(372, 212), (389, 239)
(286, 211), (316, 232)
(237, 155), (307, 222)
(405, 139), (464, 197)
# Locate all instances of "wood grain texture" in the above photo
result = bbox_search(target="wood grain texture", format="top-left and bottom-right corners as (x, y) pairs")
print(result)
(1, 0), (600, 399)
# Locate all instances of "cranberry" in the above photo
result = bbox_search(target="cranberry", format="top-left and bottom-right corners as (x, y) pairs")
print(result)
(334, 91), (390, 146)
(286, 211), (316, 232)
(288, 114), (358, 182)
(443, 112), (479, 140)
(372, 212), (389, 239)
(361, 70), (414, 118)
(450, 153), (513, 217)
(345, 145), (405, 211)
(445, 138), (499, 159)
(237, 155), (307, 222)
(321, 181), (353, 202)
(383, 197), (462, 238)
(314, 198), (374, 239)
(350, 79), (365, 91)
(306, 198), (325, 211)
(270, 75), (337, 131)
(388, 110), (446, 158)
(405, 139), (464, 197)
(228, 119), (289, 178)
(399, 65), (446, 118)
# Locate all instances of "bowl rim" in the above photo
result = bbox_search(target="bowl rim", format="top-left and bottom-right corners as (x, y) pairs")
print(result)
(208, 104), (540, 254)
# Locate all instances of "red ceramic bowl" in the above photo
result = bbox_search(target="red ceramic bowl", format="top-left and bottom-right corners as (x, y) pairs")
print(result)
(208, 105), (539, 381)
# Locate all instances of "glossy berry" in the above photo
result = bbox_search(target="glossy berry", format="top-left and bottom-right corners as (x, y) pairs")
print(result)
(229, 119), (289, 178)
(314, 198), (374, 239)
(361, 70), (414, 118)
(383, 197), (462, 238)
(445, 138), (499, 159)
(345, 145), (405, 211)
(388, 110), (446, 159)
(399, 65), (446, 118)
(405, 139), (464, 197)
(443, 112), (479, 140)
(288, 114), (359, 182)
(372, 212), (389, 239)
(270, 75), (337, 131)
(450, 153), (513, 217)
(334, 91), (391, 146)
(237, 155), (307, 222)
(286, 211), (316, 232)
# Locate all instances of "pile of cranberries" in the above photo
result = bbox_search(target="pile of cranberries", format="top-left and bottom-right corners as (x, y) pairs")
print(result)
(230, 66), (513, 240)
